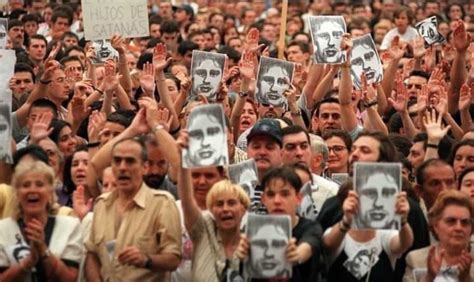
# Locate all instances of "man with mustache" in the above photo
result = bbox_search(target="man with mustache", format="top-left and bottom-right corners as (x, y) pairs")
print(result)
(143, 133), (178, 199)
(85, 104), (182, 281)
(246, 119), (283, 212)
(7, 19), (24, 49)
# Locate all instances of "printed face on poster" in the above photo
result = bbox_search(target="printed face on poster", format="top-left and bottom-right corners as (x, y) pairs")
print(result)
(350, 34), (383, 90)
(255, 56), (294, 108)
(228, 159), (259, 198)
(415, 16), (445, 47)
(353, 162), (401, 230)
(82, 0), (149, 40)
(245, 214), (292, 279)
(309, 15), (347, 64)
(190, 50), (226, 102)
(90, 40), (119, 65)
(0, 18), (7, 49)
(182, 104), (229, 168)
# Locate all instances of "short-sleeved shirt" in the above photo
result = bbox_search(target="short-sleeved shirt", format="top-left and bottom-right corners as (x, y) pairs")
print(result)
(0, 216), (83, 282)
(189, 211), (232, 282)
(85, 183), (182, 282)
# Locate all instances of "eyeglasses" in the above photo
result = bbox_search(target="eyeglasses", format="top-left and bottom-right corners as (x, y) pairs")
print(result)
(441, 216), (472, 227)
(328, 145), (347, 153)
(406, 84), (422, 90)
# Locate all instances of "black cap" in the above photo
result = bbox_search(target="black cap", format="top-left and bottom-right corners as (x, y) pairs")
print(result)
(247, 119), (283, 147)
(174, 4), (194, 18)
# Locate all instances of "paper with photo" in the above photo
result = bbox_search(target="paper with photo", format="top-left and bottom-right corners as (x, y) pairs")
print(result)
(255, 56), (294, 107)
(0, 49), (16, 88)
(0, 18), (7, 49)
(0, 89), (12, 164)
(82, 0), (149, 40)
(297, 182), (318, 220)
(353, 162), (401, 230)
(182, 104), (229, 168)
(331, 173), (349, 185)
(415, 16), (445, 47)
(245, 214), (292, 279)
(90, 40), (118, 65)
(190, 50), (226, 102)
(343, 247), (379, 279)
(308, 15), (347, 64)
(350, 34), (383, 90)
(228, 159), (258, 198)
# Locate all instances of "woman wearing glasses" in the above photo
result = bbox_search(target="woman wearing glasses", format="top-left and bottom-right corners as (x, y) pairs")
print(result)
(403, 190), (473, 282)
(323, 130), (352, 177)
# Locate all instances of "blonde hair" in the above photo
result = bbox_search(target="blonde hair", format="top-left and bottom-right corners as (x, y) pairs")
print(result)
(12, 161), (58, 218)
(206, 180), (251, 210)
(428, 190), (474, 240)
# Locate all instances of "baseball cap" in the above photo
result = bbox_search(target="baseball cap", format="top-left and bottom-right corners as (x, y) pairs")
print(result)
(174, 4), (194, 18)
(247, 119), (283, 147)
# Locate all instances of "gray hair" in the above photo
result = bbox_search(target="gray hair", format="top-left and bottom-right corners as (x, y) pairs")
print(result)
(309, 134), (328, 169)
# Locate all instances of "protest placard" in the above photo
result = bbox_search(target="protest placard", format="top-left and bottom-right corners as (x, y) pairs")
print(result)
(82, 0), (149, 40)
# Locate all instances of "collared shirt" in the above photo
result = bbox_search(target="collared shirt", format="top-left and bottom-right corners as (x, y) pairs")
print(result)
(85, 183), (182, 282)
(189, 211), (227, 282)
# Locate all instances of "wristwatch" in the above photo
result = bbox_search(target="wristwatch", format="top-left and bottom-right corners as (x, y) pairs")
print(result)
(238, 91), (248, 98)
(41, 249), (52, 260)
(144, 255), (153, 269)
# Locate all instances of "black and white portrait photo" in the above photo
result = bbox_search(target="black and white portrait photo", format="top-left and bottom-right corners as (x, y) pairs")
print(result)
(415, 16), (445, 47)
(309, 15), (346, 64)
(190, 50), (226, 102)
(91, 40), (118, 64)
(331, 173), (349, 185)
(0, 18), (7, 49)
(343, 248), (378, 279)
(246, 214), (292, 279)
(353, 162), (402, 230)
(182, 104), (229, 168)
(350, 34), (383, 90)
(0, 103), (12, 163)
(297, 182), (318, 221)
(228, 159), (258, 198)
(256, 56), (294, 108)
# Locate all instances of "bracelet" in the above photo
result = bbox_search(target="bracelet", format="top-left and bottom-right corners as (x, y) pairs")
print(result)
(94, 88), (104, 95)
(290, 110), (301, 117)
(426, 143), (439, 149)
(238, 91), (248, 98)
(40, 79), (52, 84)
(364, 100), (378, 108)
(152, 124), (165, 133)
(401, 218), (408, 227)
(341, 64), (351, 69)
(87, 142), (101, 148)
(339, 220), (350, 233)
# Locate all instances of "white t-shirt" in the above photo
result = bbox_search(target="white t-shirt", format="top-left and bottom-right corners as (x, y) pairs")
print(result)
(0, 216), (83, 282)
(380, 26), (418, 50)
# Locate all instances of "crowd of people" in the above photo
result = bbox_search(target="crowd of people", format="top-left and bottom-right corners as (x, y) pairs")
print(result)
(0, 0), (474, 281)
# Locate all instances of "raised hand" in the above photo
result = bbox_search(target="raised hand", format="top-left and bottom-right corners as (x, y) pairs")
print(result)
(72, 185), (93, 220)
(175, 71), (191, 95)
(459, 83), (472, 111)
(388, 36), (405, 61)
(87, 110), (106, 143)
(102, 61), (121, 92)
(47, 41), (61, 60)
(453, 20), (471, 52)
(423, 110), (450, 142)
(239, 51), (256, 81)
(153, 43), (172, 72)
(41, 59), (60, 82)
(293, 63), (308, 90)
(388, 79), (408, 113)
(70, 93), (91, 122)
(360, 73), (377, 104)
(244, 28), (259, 52)
(139, 62), (156, 94)
(412, 36), (426, 59)
(29, 111), (54, 144)
(110, 34), (126, 54)
(417, 85), (429, 113)
(457, 249), (472, 281)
